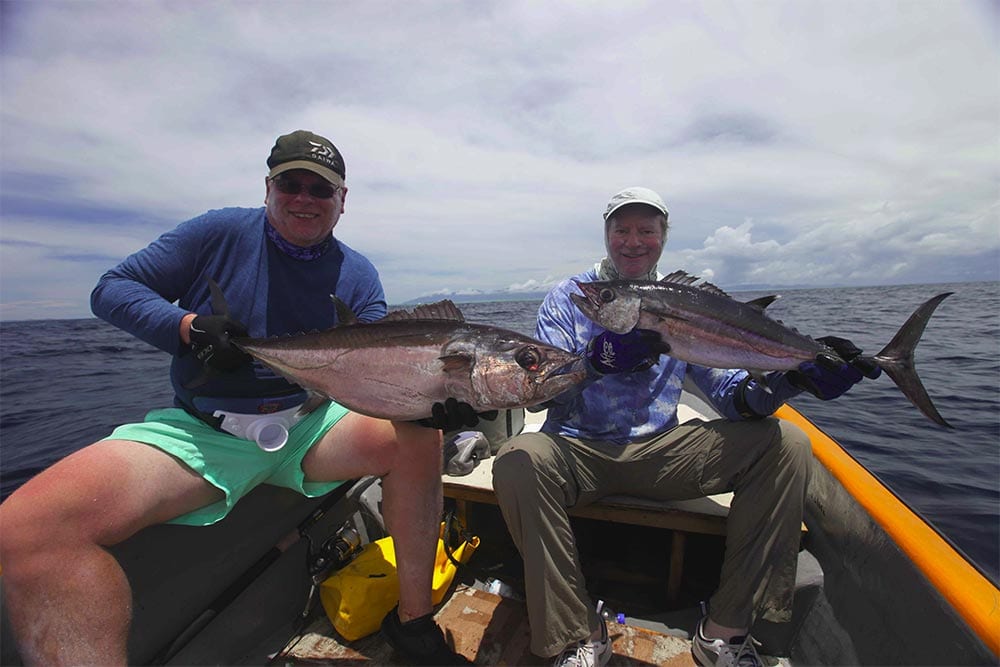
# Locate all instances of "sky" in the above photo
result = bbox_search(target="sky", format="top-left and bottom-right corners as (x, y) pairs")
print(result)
(1, 0), (998, 320)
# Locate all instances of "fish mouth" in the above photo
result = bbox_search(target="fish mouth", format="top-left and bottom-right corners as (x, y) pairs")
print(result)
(548, 356), (587, 380)
(570, 280), (634, 334)
(570, 281), (602, 318)
(536, 356), (587, 397)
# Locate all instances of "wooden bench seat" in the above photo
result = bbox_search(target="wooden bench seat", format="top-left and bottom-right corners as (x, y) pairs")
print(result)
(442, 409), (735, 602)
(443, 456), (732, 537)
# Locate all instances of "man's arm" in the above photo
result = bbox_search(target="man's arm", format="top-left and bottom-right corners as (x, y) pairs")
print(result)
(530, 282), (602, 409)
(91, 218), (207, 355)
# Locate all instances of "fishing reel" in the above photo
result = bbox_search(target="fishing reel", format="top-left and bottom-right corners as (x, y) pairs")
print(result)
(308, 520), (362, 584)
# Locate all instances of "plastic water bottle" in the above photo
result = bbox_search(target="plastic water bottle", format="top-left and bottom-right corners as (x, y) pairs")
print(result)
(485, 577), (520, 599)
(597, 599), (626, 625)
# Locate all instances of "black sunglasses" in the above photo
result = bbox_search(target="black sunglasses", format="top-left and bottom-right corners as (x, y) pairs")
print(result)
(270, 176), (340, 199)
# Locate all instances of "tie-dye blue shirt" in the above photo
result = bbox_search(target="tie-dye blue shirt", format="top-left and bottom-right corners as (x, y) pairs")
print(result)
(536, 268), (800, 444)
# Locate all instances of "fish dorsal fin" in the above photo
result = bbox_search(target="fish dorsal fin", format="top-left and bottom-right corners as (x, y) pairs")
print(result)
(745, 295), (780, 311)
(660, 270), (731, 298)
(383, 299), (466, 323)
(661, 269), (701, 286)
(329, 295), (359, 326)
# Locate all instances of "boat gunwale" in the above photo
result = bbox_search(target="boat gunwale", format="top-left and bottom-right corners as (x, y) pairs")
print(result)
(776, 404), (1000, 657)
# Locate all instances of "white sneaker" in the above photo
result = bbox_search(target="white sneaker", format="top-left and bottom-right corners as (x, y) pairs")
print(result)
(691, 617), (762, 667)
(552, 611), (612, 667)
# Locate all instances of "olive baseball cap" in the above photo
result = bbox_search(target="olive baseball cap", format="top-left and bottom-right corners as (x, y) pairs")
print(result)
(267, 130), (345, 186)
(603, 186), (669, 221)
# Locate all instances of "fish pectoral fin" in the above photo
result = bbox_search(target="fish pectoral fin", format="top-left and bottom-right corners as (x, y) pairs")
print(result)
(648, 309), (691, 324)
(440, 353), (474, 375)
(329, 296), (359, 327)
(297, 391), (329, 416)
(183, 368), (218, 389)
(750, 370), (773, 394)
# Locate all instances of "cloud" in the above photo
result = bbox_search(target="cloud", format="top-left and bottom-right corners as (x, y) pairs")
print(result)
(1, 0), (998, 319)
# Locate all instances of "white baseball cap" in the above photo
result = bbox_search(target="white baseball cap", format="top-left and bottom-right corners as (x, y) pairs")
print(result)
(603, 186), (669, 221)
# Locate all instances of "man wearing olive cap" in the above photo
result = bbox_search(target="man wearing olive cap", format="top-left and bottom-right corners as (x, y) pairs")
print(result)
(0, 131), (474, 666)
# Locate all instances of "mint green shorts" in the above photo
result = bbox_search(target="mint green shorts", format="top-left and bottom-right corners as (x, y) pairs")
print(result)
(105, 401), (350, 526)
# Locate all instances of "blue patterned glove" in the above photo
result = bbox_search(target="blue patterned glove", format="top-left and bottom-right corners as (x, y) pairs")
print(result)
(586, 329), (665, 374)
(787, 336), (881, 400)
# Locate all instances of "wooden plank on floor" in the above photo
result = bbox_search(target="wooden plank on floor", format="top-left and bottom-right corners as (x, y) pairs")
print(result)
(281, 585), (696, 666)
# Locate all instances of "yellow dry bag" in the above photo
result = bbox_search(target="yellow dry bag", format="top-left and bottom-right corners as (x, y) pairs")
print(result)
(319, 523), (479, 641)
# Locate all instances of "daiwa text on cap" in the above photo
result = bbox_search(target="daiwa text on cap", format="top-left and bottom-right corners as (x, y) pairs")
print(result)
(267, 130), (345, 186)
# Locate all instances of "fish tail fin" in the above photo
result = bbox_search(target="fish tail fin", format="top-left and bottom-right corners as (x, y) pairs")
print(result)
(872, 292), (953, 428)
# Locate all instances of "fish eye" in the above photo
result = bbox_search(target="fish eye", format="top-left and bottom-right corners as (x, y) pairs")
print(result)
(599, 288), (616, 303)
(515, 346), (541, 372)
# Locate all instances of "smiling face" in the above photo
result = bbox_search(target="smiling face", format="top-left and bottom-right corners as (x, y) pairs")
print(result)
(264, 169), (348, 247)
(606, 204), (666, 279)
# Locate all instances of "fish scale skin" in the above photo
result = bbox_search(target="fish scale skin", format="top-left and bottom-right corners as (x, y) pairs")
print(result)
(234, 320), (585, 421)
(636, 307), (818, 371)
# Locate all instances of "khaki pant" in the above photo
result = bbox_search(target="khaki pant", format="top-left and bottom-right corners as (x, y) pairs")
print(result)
(492, 417), (811, 658)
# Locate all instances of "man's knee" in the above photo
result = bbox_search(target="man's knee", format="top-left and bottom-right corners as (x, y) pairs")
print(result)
(0, 484), (80, 579)
(492, 445), (531, 498)
(493, 433), (560, 503)
(777, 420), (811, 463)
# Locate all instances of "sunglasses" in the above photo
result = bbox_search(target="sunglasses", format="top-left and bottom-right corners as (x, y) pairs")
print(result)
(270, 176), (341, 199)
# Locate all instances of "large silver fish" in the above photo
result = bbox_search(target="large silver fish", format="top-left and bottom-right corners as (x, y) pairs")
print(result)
(233, 298), (586, 421)
(570, 270), (953, 427)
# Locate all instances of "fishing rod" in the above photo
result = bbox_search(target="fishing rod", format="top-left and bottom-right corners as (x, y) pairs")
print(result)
(152, 481), (356, 665)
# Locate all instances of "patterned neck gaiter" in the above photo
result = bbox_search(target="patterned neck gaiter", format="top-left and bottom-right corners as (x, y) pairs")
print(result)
(265, 222), (332, 261)
(596, 257), (659, 281)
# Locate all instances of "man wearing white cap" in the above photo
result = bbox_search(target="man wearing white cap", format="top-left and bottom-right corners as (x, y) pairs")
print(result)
(493, 187), (876, 667)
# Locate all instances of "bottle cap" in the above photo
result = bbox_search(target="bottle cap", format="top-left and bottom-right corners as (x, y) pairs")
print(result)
(250, 420), (289, 451)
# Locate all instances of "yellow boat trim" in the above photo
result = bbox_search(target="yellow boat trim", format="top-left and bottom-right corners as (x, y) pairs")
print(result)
(776, 405), (1000, 657)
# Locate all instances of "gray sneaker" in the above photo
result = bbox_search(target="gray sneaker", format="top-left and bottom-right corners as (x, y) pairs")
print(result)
(691, 617), (762, 667)
(551, 607), (612, 667)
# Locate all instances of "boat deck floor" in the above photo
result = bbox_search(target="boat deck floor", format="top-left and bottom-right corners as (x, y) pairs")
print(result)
(281, 583), (699, 666)
(276, 574), (788, 666)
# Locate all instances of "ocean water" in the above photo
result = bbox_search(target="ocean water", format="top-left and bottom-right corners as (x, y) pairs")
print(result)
(1, 282), (997, 584)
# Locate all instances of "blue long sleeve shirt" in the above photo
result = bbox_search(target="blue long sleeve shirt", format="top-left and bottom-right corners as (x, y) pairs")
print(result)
(91, 207), (387, 412)
(536, 269), (802, 444)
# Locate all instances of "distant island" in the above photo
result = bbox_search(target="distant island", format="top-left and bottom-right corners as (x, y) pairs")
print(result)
(400, 289), (550, 306)
(399, 281), (814, 307)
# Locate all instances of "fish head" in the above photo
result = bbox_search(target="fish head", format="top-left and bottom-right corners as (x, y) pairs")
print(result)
(443, 333), (587, 410)
(570, 280), (641, 334)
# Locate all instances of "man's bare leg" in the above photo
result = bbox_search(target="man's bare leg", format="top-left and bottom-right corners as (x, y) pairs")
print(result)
(302, 414), (443, 621)
(0, 440), (223, 666)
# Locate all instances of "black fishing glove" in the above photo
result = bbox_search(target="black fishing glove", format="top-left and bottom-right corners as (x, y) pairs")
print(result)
(787, 336), (881, 400)
(417, 397), (498, 431)
(188, 314), (251, 372)
(819, 336), (882, 379)
(586, 329), (666, 374)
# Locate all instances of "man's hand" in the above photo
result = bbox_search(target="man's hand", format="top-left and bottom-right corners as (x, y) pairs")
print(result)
(586, 329), (666, 374)
(417, 397), (498, 431)
(787, 335), (882, 400)
(188, 314), (251, 371)
(816, 335), (882, 379)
